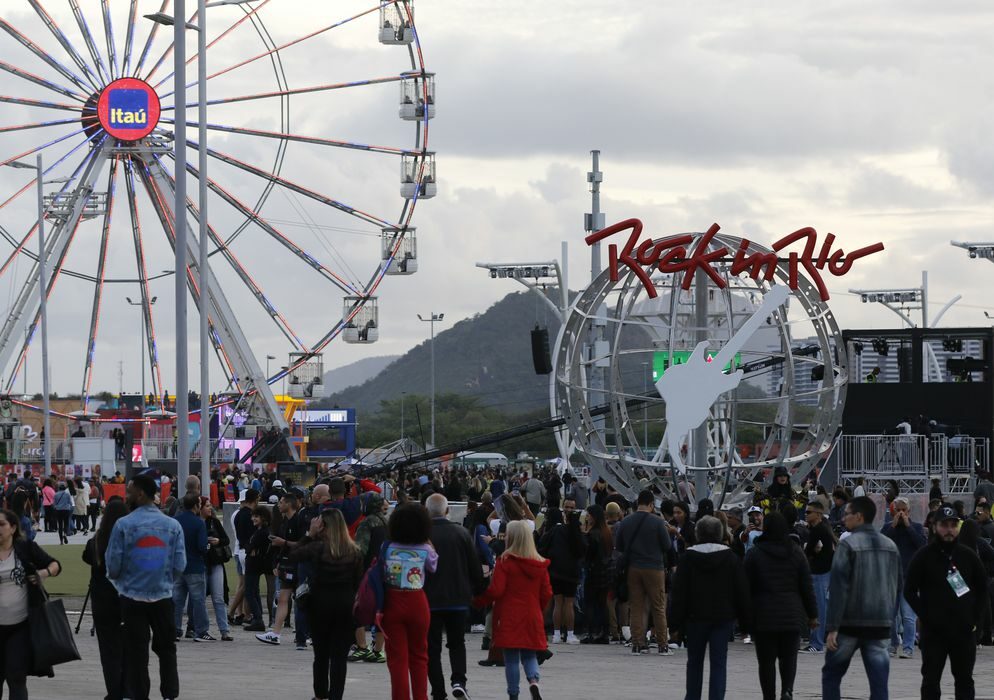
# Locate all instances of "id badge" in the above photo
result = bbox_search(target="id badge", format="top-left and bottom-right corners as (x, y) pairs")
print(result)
(947, 570), (970, 597)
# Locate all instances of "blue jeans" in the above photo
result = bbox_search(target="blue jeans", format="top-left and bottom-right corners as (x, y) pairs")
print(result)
(206, 564), (229, 635)
(811, 573), (830, 651)
(684, 620), (733, 700)
(890, 585), (916, 653)
(822, 634), (890, 700)
(173, 572), (209, 637)
(502, 648), (540, 696)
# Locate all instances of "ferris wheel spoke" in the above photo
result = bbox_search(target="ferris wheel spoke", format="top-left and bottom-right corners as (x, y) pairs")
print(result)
(175, 155), (365, 296)
(24, 0), (103, 92)
(100, 0), (119, 80)
(81, 157), (119, 404)
(131, 0), (170, 79)
(0, 59), (88, 102)
(123, 158), (163, 397)
(67, 0), (110, 86)
(0, 15), (98, 96)
(0, 118), (78, 135)
(0, 127), (91, 171)
(142, 7), (200, 84)
(197, 141), (394, 229)
(159, 3), (383, 100)
(0, 94), (80, 113)
(155, 156), (309, 351)
(120, 0), (139, 77)
(161, 75), (407, 111)
(165, 119), (416, 157)
(151, 0), (273, 91)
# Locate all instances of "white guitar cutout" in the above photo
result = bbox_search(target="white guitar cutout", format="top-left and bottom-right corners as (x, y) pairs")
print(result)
(654, 284), (790, 474)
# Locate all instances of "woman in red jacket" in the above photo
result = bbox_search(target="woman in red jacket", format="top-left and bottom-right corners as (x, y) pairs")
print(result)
(474, 519), (552, 700)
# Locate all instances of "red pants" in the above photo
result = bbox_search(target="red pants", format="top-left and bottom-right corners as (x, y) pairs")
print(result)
(382, 589), (430, 700)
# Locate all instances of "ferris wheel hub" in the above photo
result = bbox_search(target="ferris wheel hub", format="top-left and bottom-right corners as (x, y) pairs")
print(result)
(95, 78), (161, 142)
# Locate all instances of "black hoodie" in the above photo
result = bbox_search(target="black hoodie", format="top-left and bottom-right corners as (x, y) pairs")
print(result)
(744, 537), (818, 632)
(669, 544), (751, 634)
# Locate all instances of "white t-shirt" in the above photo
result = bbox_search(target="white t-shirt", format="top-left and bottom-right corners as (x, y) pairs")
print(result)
(0, 553), (28, 625)
(853, 485), (866, 498)
(489, 519), (535, 537)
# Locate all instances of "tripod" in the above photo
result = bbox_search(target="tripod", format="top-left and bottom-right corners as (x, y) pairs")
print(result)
(75, 583), (94, 636)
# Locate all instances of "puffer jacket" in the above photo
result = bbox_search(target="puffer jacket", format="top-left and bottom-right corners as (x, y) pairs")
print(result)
(474, 555), (552, 650)
(669, 543), (750, 634)
(744, 537), (817, 632)
(826, 524), (901, 631)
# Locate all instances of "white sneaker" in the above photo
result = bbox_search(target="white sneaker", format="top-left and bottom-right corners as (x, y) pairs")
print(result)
(565, 632), (581, 645)
(743, 635), (752, 645)
(621, 625), (632, 642)
(255, 631), (281, 645)
(551, 632), (562, 644)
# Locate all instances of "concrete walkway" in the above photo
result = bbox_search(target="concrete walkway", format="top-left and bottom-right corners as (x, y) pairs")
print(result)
(29, 618), (994, 699)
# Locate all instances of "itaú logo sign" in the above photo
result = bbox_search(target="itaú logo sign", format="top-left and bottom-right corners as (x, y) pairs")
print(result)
(97, 78), (161, 142)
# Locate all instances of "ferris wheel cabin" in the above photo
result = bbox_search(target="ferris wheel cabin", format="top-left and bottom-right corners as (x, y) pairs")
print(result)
(401, 153), (436, 200)
(286, 353), (325, 399)
(379, 3), (414, 45)
(400, 72), (435, 121)
(382, 227), (417, 275)
(343, 297), (379, 344)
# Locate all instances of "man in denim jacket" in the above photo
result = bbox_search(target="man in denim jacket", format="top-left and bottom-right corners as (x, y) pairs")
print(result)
(822, 496), (900, 700)
(106, 474), (187, 700)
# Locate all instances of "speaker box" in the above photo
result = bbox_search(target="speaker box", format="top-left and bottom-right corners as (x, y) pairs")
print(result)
(897, 346), (913, 383)
(531, 327), (552, 374)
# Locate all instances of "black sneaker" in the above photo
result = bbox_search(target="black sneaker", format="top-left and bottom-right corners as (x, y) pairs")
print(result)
(194, 633), (217, 642)
(529, 685), (543, 700)
(243, 622), (265, 632)
(185, 629), (195, 639)
(452, 684), (471, 700)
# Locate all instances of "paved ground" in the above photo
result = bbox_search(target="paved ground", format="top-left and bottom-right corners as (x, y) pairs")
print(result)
(28, 614), (994, 699)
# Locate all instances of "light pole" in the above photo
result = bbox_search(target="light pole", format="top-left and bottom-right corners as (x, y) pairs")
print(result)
(417, 313), (445, 447)
(266, 355), (276, 379)
(5, 158), (71, 477)
(147, 0), (253, 496)
(126, 296), (158, 418)
(642, 361), (649, 452)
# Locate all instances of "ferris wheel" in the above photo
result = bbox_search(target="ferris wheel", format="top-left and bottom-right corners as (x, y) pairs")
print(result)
(0, 1), (434, 434)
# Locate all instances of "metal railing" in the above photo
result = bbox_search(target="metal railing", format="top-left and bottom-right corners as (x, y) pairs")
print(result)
(140, 438), (237, 463)
(838, 433), (989, 494)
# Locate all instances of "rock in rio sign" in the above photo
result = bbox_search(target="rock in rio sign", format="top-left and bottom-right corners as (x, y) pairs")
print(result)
(97, 78), (161, 142)
(585, 219), (885, 302)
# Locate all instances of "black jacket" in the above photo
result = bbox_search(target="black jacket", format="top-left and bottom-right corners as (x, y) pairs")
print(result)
(424, 518), (486, 610)
(905, 541), (989, 636)
(539, 518), (585, 583)
(804, 520), (835, 575)
(288, 539), (363, 616)
(669, 544), (750, 633)
(744, 537), (818, 632)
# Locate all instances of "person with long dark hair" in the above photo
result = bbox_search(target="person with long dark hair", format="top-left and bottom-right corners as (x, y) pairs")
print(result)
(744, 512), (817, 700)
(290, 508), (363, 700)
(381, 503), (437, 700)
(83, 497), (129, 699)
(200, 498), (232, 641)
(0, 508), (61, 699)
(581, 504), (613, 644)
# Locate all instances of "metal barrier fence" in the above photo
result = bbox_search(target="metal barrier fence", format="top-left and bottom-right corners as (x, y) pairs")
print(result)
(838, 433), (988, 494)
(140, 439), (236, 462)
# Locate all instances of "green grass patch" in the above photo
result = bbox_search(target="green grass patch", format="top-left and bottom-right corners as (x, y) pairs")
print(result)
(42, 542), (241, 599)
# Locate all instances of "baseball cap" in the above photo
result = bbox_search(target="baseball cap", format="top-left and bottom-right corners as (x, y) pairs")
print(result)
(726, 506), (744, 519)
(272, 479), (283, 488)
(936, 505), (959, 522)
(747, 506), (763, 515)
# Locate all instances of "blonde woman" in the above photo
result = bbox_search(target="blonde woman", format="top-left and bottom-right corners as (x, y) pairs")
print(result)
(289, 508), (364, 700)
(474, 520), (552, 700)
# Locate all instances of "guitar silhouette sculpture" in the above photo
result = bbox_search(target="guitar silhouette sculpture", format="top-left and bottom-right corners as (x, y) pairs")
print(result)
(654, 284), (791, 474)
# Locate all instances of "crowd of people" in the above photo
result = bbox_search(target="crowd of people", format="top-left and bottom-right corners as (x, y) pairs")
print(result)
(0, 463), (991, 699)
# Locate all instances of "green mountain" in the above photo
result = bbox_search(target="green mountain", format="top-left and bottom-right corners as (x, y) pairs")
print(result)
(316, 292), (563, 417)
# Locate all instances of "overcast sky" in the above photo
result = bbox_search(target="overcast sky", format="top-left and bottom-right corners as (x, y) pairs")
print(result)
(0, 1), (992, 398)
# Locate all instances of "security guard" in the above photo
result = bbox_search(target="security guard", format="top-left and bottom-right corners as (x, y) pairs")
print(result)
(904, 505), (989, 700)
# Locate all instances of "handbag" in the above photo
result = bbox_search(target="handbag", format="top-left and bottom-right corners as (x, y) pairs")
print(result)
(29, 586), (81, 672)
